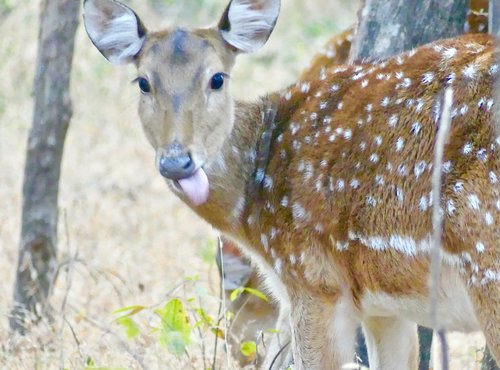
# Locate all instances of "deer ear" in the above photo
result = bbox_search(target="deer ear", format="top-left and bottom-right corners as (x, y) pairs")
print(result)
(218, 0), (280, 53)
(83, 0), (146, 64)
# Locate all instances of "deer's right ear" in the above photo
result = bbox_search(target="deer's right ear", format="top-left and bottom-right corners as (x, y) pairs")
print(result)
(218, 0), (280, 53)
(83, 0), (146, 64)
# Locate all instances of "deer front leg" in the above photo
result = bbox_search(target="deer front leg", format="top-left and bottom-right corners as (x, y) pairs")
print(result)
(362, 316), (419, 370)
(290, 292), (358, 370)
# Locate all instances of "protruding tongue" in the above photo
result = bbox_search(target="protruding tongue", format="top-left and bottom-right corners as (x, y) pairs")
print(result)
(178, 168), (209, 206)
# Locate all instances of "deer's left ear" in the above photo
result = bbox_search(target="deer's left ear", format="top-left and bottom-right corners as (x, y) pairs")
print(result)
(218, 0), (280, 53)
(83, 0), (147, 64)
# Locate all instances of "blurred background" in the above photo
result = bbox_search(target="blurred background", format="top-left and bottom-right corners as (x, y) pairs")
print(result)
(0, 0), (486, 368)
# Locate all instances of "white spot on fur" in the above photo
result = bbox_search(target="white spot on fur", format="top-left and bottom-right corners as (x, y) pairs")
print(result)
(422, 72), (434, 84)
(381, 97), (390, 107)
(475, 242), (485, 253)
(388, 114), (398, 127)
(414, 161), (426, 178)
(395, 137), (405, 152)
(442, 47), (457, 59)
(463, 142), (473, 155)
(419, 196), (429, 212)
(366, 195), (377, 207)
(411, 121), (421, 136)
(462, 63), (478, 79)
(447, 199), (456, 215)
(274, 258), (282, 275)
(261, 233), (269, 252)
(468, 194), (480, 211)
(369, 154), (380, 163)
(489, 171), (498, 184)
(484, 212), (494, 226)
(292, 202), (309, 221)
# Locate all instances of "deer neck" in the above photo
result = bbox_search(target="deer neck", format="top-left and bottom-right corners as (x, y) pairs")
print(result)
(192, 92), (287, 245)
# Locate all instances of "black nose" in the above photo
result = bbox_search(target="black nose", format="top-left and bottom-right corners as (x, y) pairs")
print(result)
(159, 152), (195, 180)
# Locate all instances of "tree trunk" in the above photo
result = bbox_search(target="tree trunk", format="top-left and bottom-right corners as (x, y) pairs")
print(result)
(349, 0), (469, 62)
(490, 0), (500, 36)
(10, 0), (80, 333)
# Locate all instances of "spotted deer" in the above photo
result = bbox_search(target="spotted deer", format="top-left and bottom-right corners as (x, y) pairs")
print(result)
(221, 0), (492, 367)
(83, 0), (500, 369)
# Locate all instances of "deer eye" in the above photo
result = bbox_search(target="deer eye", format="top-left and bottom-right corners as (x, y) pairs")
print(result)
(137, 77), (151, 93)
(210, 73), (225, 90)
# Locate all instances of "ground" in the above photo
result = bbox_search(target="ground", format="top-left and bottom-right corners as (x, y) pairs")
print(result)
(0, 0), (486, 369)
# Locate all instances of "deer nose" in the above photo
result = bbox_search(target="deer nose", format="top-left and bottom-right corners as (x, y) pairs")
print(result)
(159, 152), (195, 180)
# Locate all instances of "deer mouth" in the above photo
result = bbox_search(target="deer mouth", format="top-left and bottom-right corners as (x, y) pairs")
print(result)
(175, 167), (210, 206)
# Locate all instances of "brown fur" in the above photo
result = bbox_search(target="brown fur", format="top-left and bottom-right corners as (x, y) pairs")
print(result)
(85, 1), (499, 368)
(221, 2), (492, 366)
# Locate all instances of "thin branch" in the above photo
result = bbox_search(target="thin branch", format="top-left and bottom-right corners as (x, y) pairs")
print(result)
(64, 316), (85, 361)
(218, 236), (231, 370)
(71, 305), (147, 370)
(58, 209), (76, 369)
(430, 87), (453, 370)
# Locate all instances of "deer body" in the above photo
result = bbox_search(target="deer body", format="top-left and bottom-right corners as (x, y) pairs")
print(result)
(84, 1), (500, 368)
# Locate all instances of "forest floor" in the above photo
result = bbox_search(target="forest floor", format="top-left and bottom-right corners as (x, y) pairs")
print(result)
(0, 0), (486, 369)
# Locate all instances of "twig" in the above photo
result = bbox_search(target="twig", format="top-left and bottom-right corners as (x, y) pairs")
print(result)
(437, 330), (449, 370)
(268, 340), (291, 370)
(195, 297), (208, 370)
(212, 236), (231, 370)
(58, 209), (77, 369)
(70, 304), (147, 370)
(219, 236), (231, 370)
(64, 316), (85, 361)
(430, 87), (453, 370)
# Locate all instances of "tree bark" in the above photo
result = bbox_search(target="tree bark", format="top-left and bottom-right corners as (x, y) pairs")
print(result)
(490, 0), (500, 36)
(349, 0), (469, 62)
(10, 0), (80, 333)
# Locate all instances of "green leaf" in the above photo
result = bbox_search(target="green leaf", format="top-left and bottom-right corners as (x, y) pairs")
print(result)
(266, 328), (281, 334)
(200, 238), (216, 265)
(86, 357), (95, 366)
(211, 326), (225, 339)
(243, 287), (269, 302)
(229, 286), (245, 302)
(229, 287), (268, 302)
(112, 305), (145, 317)
(185, 274), (200, 282)
(240, 341), (257, 357)
(195, 307), (214, 327)
(116, 316), (140, 339)
(156, 298), (192, 356)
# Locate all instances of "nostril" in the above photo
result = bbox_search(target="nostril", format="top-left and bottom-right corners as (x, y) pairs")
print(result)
(159, 153), (195, 180)
(182, 155), (193, 170)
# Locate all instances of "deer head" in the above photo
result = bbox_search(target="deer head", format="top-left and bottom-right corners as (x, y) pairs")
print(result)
(83, 0), (280, 206)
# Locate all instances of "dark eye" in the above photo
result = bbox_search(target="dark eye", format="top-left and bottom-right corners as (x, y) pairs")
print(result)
(137, 77), (151, 93)
(210, 73), (225, 90)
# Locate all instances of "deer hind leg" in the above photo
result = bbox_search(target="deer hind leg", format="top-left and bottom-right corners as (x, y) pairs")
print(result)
(469, 281), (500, 366)
(463, 220), (500, 364)
(446, 169), (500, 365)
(362, 316), (419, 370)
(290, 292), (358, 370)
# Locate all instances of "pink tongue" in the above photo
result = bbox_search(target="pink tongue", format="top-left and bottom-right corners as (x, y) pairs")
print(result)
(178, 168), (210, 206)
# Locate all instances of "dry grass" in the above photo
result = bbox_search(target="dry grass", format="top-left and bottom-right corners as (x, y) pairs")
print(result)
(0, 0), (487, 369)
